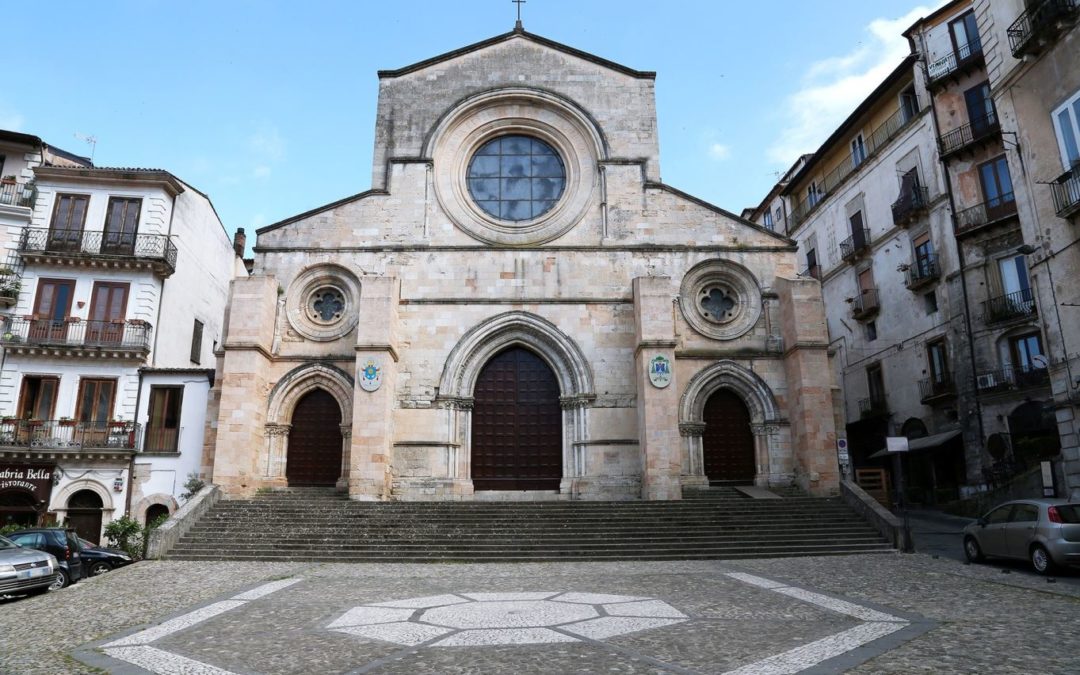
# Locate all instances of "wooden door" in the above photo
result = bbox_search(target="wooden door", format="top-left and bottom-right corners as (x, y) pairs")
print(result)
(77, 378), (116, 446)
(31, 279), (75, 342)
(102, 197), (141, 254)
(472, 347), (562, 490)
(66, 489), (103, 544)
(702, 389), (756, 485)
(87, 282), (128, 345)
(286, 389), (343, 486)
(48, 194), (89, 251)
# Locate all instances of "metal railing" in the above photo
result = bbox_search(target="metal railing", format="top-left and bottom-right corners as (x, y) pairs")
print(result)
(919, 373), (956, 401)
(0, 181), (35, 208)
(20, 228), (177, 271)
(907, 254), (940, 288)
(851, 288), (880, 319)
(927, 38), (984, 85)
(1007, 0), (1079, 57)
(939, 111), (1000, 156)
(891, 185), (930, 225)
(0, 419), (140, 450)
(0, 317), (152, 351)
(1051, 166), (1080, 218)
(983, 288), (1036, 323)
(975, 364), (1050, 393)
(955, 193), (1017, 234)
(859, 395), (888, 418)
(788, 102), (920, 228)
(840, 228), (871, 261)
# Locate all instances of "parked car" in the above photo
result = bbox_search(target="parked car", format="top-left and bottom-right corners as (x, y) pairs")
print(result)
(77, 537), (134, 576)
(5, 528), (84, 589)
(0, 535), (58, 597)
(963, 499), (1080, 574)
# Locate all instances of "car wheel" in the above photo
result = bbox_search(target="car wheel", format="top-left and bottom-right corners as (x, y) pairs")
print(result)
(1030, 544), (1056, 575)
(963, 536), (984, 563)
(50, 569), (69, 590)
(89, 561), (111, 577)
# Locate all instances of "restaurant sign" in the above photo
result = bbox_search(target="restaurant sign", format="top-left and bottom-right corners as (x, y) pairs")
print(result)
(0, 464), (57, 503)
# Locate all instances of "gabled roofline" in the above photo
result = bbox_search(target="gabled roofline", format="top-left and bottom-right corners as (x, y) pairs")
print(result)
(902, 0), (968, 39)
(377, 25), (656, 80)
(643, 181), (795, 246)
(256, 189), (389, 236)
(781, 54), (917, 196)
(0, 129), (42, 148)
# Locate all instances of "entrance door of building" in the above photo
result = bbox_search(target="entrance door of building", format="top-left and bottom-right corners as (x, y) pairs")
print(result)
(702, 389), (756, 485)
(65, 489), (103, 544)
(472, 347), (562, 490)
(286, 389), (343, 486)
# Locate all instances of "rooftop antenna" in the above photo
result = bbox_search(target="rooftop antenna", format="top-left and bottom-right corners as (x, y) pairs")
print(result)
(74, 132), (97, 163)
(513, 0), (525, 30)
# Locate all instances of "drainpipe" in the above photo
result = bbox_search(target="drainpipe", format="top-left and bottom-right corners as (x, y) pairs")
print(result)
(125, 368), (145, 518)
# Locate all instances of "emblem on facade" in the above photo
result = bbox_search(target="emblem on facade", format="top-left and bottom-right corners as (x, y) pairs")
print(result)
(647, 355), (672, 388)
(359, 358), (382, 392)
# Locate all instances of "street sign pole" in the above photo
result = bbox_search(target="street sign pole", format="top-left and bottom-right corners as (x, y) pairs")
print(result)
(886, 436), (914, 553)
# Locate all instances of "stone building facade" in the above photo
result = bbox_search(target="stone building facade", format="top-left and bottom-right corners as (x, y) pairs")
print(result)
(205, 27), (842, 501)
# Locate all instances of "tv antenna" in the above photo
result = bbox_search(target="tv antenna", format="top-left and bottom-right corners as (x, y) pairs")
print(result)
(74, 132), (98, 162)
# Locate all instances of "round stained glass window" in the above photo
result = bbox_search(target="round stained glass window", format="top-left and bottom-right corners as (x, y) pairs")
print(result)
(308, 287), (345, 324)
(467, 135), (566, 221)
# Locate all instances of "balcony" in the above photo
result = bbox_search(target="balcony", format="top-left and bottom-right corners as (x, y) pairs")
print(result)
(840, 228), (872, 262)
(859, 394), (889, 419)
(851, 288), (880, 321)
(906, 254), (940, 290)
(0, 180), (35, 209)
(0, 317), (152, 360)
(1051, 166), (1080, 219)
(975, 364), (1050, 394)
(983, 288), (1037, 324)
(19, 228), (177, 278)
(0, 419), (140, 457)
(938, 111), (1001, 158)
(927, 38), (984, 88)
(955, 193), (1018, 235)
(891, 185), (930, 226)
(919, 372), (957, 403)
(1007, 0), (1079, 58)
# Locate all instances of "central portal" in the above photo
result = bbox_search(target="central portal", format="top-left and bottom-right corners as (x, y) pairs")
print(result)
(286, 389), (343, 486)
(471, 347), (562, 490)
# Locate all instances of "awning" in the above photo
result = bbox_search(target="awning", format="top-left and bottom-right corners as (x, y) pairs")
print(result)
(868, 430), (962, 459)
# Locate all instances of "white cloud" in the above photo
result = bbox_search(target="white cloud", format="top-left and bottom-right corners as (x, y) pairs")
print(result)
(252, 165), (272, 179)
(708, 143), (732, 161)
(767, 4), (943, 165)
(248, 125), (286, 162)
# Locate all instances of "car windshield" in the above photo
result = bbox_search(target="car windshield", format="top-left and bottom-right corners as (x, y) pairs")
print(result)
(0, 535), (17, 550)
(1056, 505), (1080, 523)
(79, 537), (95, 548)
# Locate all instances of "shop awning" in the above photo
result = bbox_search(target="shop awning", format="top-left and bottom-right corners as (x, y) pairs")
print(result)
(868, 429), (962, 459)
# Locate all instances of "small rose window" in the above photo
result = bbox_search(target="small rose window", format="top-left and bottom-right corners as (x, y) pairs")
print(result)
(309, 288), (345, 323)
(700, 286), (737, 323)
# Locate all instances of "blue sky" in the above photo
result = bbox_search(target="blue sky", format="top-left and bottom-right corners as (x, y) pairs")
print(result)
(2, 1), (939, 248)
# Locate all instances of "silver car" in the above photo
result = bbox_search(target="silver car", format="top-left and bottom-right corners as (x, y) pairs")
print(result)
(963, 499), (1080, 574)
(0, 534), (58, 597)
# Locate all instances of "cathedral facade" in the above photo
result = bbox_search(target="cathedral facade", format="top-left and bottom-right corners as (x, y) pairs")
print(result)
(205, 27), (841, 501)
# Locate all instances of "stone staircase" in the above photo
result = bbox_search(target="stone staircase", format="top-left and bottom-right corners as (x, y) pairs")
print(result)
(166, 486), (894, 562)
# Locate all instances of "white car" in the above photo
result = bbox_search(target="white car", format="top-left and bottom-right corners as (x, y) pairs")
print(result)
(0, 534), (58, 597)
(963, 499), (1080, 574)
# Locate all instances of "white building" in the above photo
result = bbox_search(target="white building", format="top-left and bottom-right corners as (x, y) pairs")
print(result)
(0, 157), (243, 542)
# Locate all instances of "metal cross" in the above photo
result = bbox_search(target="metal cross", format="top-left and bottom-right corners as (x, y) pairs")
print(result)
(513, 0), (526, 23)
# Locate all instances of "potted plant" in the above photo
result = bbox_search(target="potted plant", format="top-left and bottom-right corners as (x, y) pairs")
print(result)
(0, 175), (16, 185)
(0, 278), (20, 306)
(58, 417), (76, 427)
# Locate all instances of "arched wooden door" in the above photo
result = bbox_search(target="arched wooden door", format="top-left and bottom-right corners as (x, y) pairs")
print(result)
(472, 347), (562, 490)
(286, 389), (343, 486)
(702, 389), (756, 485)
(66, 489), (103, 544)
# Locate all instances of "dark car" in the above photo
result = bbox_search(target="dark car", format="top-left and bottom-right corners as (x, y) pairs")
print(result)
(6, 528), (84, 589)
(77, 537), (134, 576)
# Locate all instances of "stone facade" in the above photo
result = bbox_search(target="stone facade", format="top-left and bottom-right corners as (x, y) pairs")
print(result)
(206, 27), (841, 500)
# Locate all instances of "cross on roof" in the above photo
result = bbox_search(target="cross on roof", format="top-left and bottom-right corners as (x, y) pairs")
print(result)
(513, 0), (525, 29)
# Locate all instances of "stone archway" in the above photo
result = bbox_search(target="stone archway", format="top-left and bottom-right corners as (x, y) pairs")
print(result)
(263, 363), (354, 488)
(437, 312), (595, 494)
(66, 489), (104, 544)
(679, 360), (787, 488)
(52, 479), (116, 536)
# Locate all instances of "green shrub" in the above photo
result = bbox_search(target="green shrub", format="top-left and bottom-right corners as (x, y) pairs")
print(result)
(104, 516), (144, 559)
(180, 472), (206, 501)
(0, 523), (22, 536)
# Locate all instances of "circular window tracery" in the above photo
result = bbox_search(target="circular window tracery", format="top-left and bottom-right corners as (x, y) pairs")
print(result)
(700, 286), (738, 323)
(309, 287), (345, 323)
(466, 135), (566, 222)
(679, 260), (762, 341)
(285, 265), (360, 342)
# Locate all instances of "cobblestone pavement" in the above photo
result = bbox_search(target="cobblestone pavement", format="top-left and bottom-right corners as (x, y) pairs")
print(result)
(0, 553), (1077, 674)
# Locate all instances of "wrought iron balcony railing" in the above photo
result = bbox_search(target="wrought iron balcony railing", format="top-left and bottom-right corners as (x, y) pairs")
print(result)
(892, 185), (930, 225)
(919, 372), (956, 402)
(907, 254), (940, 289)
(840, 228), (872, 261)
(975, 364), (1050, 393)
(859, 395), (889, 419)
(983, 288), (1036, 324)
(0, 317), (152, 351)
(955, 193), (1018, 235)
(927, 38), (984, 86)
(1051, 166), (1080, 218)
(0, 419), (140, 451)
(939, 111), (1001, 157)
(851, 288), (880, 320)
(1007, 0), (1079, 57)
(0, 181), (35, 208)
(19, 227), (177, 275)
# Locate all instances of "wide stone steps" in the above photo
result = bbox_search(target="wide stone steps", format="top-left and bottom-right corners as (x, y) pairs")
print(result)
(167, 486), (892, 562)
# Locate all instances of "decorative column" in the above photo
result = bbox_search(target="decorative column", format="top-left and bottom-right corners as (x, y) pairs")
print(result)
(678, 422), (707, 488)
(337, 425), (353, 492)
(263, 423), (291, 486)
(560, 395), (593, 494)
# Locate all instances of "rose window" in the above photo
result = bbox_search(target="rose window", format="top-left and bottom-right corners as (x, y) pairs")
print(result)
(310, 288), (345, 323)
(700, 287), (737, 322)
